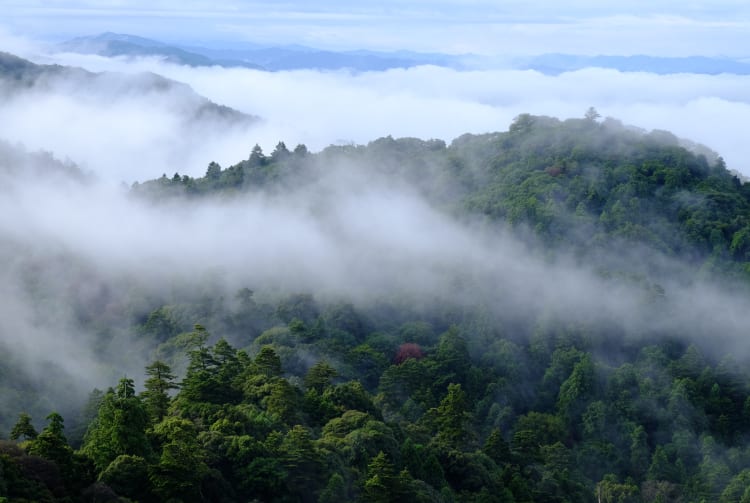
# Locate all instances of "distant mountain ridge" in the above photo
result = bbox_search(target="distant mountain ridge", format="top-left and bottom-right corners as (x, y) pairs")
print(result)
(58, 32), (465, 71)
(57, 33), (750, 75)
(58, 32), (265, 69)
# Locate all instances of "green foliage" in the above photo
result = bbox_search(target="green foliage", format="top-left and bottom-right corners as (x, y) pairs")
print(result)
(149, 417), (208, 502)
(253, 345), (283, 377)
(596, 474), (639, 503)
(512, 412), (566, 461)
(433, 383), (472, 448)
(99, 454), (152, 502)
(9, 413), (37, 441)
(81, 378), (152, 473)
(363, 451), (398, 502)
(141, 360), (178, 423)
(320, 472), (348, 503)
(304, 360), (337, 393)
(28, 412), (72, 466)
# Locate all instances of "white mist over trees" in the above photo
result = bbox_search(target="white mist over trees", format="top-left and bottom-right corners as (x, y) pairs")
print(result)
(3, 43), (750, 181)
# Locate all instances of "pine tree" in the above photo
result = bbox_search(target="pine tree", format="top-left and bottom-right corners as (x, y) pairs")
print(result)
(435, 383), (471, 448)
(141, 361), (178, 423)
(81, 378), (152, 472)
(10, 412), (38, 441)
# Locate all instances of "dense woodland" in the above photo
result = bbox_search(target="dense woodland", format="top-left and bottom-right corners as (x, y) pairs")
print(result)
(3, 113), (750, 502)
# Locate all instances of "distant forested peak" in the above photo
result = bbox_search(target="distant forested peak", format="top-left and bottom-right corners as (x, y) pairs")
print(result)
(134, 113), (750, 279)
(0, 139), (90, 183)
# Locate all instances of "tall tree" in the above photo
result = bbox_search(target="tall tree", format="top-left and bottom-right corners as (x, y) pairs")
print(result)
(81, 378), (152, 472)
(178, 325), (221, 404)
(304, 361), (337, 393)
(28, 412), (71, 465)
(149, 417), (208, 502)
(141, 360), (178, 423)
(9, 412), (37, 441)
(434, 383), (471, 448)
(253, 346), (283, 377)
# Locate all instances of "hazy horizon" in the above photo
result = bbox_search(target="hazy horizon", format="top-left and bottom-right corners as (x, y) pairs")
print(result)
(3, 1), (750, 57)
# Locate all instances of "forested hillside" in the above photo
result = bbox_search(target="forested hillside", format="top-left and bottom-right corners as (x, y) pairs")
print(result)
(135, 112), (749, 278)
(3, 114), (750, 502)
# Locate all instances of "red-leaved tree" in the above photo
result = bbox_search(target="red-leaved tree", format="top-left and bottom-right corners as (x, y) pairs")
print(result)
(394, 343), (424, 364)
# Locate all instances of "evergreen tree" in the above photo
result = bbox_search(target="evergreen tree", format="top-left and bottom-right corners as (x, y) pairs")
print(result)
(363, 451), (398, 503)
(141, 360), (178, 423)
(304, 360), (337, 393)
(81, 378), (152, 472)
(253, 345), (283, 377)
(28, 412), (71, 465)
(149, 417), (208, 502)
(434, 383), (471, 448)
(9, 412), (37, 441)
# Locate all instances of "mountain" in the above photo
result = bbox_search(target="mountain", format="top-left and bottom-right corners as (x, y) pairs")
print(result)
(521, 53), (750, 75)
(0, 50), (89, 85)
(184, 45), (463, 71)
(0, 51), (258, 126)
(56, 34), (750, 75)
(191, 45), (417, 71)
(59, 32), (466, 71)
(58, 32), (264, 69)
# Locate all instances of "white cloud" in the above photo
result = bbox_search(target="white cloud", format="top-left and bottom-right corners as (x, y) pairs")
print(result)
(5, 53), (750, 182)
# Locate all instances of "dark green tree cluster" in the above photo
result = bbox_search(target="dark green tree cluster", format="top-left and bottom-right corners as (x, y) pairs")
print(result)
(4, 313), (750, 502)
(132, 141), (309, 197)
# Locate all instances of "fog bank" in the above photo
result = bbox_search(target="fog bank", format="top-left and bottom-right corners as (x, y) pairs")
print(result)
(25, 52), (750, 179)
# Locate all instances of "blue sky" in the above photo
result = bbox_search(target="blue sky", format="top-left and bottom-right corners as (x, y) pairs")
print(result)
(2, 0), (750, 56)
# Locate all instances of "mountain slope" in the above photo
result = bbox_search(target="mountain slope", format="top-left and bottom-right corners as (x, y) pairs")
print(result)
(0, 51), (258, 127)
(134, 114), (749, 280)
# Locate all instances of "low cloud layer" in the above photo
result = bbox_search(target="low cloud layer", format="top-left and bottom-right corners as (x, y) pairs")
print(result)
(3, 146), (750, 376)
(3, 50), (749, 184)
